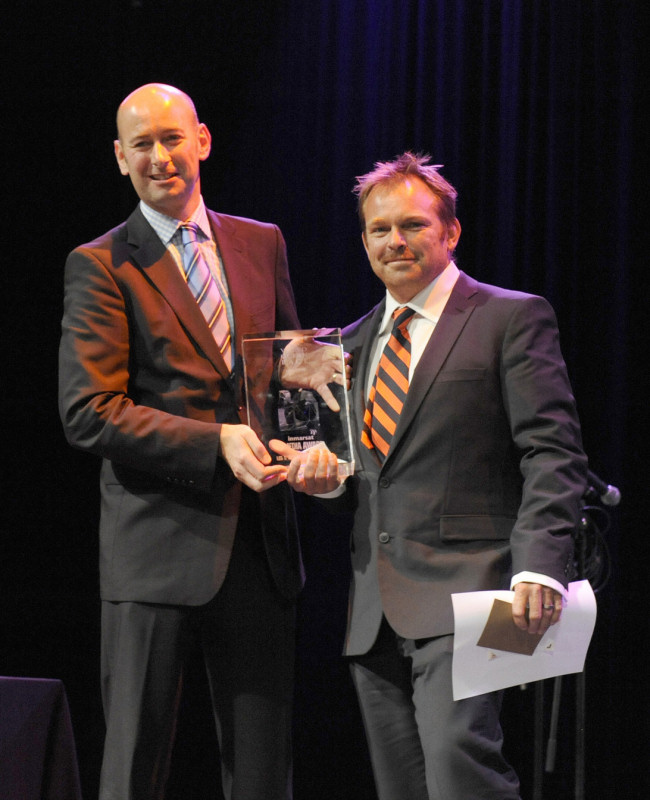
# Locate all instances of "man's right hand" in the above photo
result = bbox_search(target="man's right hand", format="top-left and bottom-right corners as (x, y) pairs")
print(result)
(219, 424), (288, 492)
(268, 440), (342, 495)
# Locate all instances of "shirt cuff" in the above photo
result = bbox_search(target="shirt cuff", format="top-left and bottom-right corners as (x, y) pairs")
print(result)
(314, 482), (347, 499)
(510, 571), (569, 601)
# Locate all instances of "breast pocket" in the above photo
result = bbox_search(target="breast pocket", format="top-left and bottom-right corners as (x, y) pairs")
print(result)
(436, 368), (487, 382)
(247, 299), (276, 330)
(440, 515), (515, 542)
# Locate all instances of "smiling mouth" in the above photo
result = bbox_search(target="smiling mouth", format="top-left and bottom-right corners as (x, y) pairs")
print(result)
(150, 173), (178, 182)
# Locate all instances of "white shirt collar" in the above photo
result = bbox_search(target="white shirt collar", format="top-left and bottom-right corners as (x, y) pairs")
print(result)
(379, 261), (460, 332)
(139, 198), (212, 245)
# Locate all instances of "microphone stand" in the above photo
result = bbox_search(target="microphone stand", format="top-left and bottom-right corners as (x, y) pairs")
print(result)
(531, 481), (615, 799)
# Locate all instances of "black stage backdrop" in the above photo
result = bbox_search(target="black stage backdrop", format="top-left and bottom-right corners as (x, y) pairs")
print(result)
(3, 1), (647, 798)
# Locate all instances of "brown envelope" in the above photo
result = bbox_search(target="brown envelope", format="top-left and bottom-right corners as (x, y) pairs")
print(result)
(476, 598), (544, 656)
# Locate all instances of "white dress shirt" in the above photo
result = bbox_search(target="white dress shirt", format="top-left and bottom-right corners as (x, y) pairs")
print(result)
(329, 260), (567, 600)
(140, 199), (235, 364)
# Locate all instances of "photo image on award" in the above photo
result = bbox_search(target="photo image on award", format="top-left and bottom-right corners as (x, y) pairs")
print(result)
(277, 389), (320, 435)
(242, 329), (355, 476)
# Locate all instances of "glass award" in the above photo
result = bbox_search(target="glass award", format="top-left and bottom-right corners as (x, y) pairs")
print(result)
(242, 329), (355, 476)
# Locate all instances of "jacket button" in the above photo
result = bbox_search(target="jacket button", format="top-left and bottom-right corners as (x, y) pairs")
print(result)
(378, 532), (390, 544)
(379, 477), (390, 488)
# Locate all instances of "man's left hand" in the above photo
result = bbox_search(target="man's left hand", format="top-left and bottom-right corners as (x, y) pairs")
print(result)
(279, 336), (351, 412)
(512, 582), (563, 635)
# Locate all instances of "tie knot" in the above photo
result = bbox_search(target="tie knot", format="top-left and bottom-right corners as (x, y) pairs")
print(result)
(392, 306), (414, 330)
(180, 223), (201, 247)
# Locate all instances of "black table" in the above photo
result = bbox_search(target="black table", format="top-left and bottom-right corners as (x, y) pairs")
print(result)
(0, 677), (83, 800)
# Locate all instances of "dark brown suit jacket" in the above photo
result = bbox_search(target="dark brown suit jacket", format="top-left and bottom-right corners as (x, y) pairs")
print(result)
(59, 205), (302, 605)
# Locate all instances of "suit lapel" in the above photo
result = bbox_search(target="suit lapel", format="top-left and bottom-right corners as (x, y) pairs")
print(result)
(126, 207), (231, 379)
(386, 271), (479, 464)
(207, 211), (257, 365)
(351, 302), (385, 473)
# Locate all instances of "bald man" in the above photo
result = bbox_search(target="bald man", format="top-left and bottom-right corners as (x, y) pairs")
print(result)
(59, 83), (306, 800)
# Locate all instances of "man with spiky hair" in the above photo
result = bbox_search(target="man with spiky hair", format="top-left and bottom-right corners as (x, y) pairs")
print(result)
(285, 152), (588, 799)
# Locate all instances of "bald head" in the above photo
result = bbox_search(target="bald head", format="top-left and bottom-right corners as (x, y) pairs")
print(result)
(113, 83), (211, 220)
(116, 83), (198, 141)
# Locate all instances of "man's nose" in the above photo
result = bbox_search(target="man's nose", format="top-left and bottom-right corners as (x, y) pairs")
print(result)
(151, 141), (170, 165)
(388, 228), (406, 248)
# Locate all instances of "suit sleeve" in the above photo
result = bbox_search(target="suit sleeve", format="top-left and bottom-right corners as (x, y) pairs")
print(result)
(58, 247), (223, 493)
(501, 295), (588, 584)
(272, 225), (300, 331)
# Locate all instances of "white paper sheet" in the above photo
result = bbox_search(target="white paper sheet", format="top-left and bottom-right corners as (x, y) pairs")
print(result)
(451, 580), (597, 700)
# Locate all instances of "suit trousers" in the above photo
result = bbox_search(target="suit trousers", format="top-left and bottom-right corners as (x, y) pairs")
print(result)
(350, 619), (520, 800)
(98, 495), (296, 800)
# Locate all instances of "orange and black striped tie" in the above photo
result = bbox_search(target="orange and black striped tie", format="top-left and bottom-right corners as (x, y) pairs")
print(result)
(361, 306), (415, 461)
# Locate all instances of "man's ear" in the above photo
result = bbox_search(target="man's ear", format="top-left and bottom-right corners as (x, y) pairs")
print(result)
(447, 218), (462, 251)
(114, 139), (130, 176)
(197, 123), (212, 162)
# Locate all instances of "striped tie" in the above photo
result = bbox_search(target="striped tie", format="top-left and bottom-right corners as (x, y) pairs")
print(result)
(180, 223), (232, 369)
(361, 306), (415, 461)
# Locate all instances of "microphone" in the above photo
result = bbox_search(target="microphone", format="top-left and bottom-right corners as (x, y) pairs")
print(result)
(585, 469), (621, 506)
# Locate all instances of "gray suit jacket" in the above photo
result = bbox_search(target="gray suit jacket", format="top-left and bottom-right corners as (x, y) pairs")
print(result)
(341, 270), (587, 655)
(59, 205), (303, 605)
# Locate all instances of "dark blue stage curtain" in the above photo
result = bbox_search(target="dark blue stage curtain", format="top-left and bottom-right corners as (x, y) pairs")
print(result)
(212, 3), (642, 799)
(5, 1), (645, 799)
